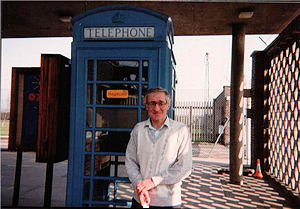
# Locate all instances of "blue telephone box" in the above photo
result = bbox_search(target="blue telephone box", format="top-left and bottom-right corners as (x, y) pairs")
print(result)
(66, 5), (176, 207)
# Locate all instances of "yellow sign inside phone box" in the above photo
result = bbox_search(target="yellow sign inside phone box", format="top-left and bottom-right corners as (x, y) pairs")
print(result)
(106, 89), (129, 98)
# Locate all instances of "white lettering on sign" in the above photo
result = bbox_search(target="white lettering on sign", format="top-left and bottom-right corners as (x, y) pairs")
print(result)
(84, 27), (155, 39)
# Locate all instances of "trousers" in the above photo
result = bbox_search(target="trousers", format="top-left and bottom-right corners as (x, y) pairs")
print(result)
(131, 198), (181, 208)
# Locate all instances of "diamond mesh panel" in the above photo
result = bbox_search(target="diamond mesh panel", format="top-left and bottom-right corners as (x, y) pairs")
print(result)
(265, 40), (299, 196)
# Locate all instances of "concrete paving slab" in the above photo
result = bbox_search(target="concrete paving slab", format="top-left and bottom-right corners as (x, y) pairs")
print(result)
(1, 144), (297, 208)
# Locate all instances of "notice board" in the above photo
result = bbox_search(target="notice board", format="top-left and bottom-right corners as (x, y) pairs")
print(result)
(9, 68), (40, 151)
(36, 54), (71, 163)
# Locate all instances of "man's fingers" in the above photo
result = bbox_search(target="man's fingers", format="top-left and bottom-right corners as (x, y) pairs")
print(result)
(138, 190), (150, 207)
(136, 182), (143, 191)
(143, 190), (150, 204)
(137, 184), (144, 193)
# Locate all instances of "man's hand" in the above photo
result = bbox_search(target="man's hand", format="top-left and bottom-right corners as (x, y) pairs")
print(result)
(138, 189), (150, 207)
(136, 178), (155, 207)
(136, 178), (155, 194)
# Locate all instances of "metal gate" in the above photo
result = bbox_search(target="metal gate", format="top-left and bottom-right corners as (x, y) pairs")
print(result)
(174, 101), (214, 142)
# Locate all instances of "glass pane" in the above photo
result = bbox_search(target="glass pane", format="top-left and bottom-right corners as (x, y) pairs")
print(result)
(172, 68), (175, 87)
(84, 154), (91, 176)
(94, 155), (111, 176)
(96, 108), (137, 128)
(117, 164), (128, 177)
(95, 131), (107, 152)
(92, 180), (111, 201)
(142, 60), (149, 81)
(95, 131), (130, 153)
(110, 164), (127, 178)
(96, 84), (138, 105)
(97, 60), (139, 81)
(83, 179), (90, 201)
(142, 109), (148, 121)
(87, 84), (93, 104)
(110, 182), (133, 201)
(85, 131), (92, 152)
(142, 85), (148, 105)
(88, 60), (94, 81)
(86, 108), (93, 128)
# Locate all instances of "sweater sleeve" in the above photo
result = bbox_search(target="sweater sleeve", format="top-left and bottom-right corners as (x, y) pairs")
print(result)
(151, 125), (193, 186)
(125, 127), (143, 188)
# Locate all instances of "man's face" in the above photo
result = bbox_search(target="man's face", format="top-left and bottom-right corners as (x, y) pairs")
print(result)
(146, 92), (170, 123)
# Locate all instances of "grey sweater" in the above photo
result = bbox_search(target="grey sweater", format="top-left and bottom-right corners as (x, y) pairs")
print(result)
(125, 118), (193, 206)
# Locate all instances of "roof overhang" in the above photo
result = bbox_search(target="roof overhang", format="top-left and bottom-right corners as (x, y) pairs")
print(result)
(1, 0), (300, 38)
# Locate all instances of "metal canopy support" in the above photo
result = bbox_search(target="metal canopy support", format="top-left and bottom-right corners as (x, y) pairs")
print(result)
(12, 151), (23, 207)
(44, 162), (54, 207)
(230, 23), (245, 185)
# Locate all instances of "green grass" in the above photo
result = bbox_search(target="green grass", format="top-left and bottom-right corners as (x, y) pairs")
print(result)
(0, 120), (9, 136)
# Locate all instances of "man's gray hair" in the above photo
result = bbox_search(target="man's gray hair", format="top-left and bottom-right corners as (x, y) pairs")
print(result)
(145, 87), (171, 104)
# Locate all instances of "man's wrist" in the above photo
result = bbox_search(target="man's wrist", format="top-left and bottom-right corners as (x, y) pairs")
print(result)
(151, 176), (163, 186)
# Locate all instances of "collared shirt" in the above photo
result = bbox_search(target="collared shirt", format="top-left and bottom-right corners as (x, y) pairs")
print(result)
(145, 117), (170, 140)
(125, 117), (193, 207)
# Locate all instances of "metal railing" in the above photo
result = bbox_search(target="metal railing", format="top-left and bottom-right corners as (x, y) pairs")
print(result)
(174, 101), (215, 142)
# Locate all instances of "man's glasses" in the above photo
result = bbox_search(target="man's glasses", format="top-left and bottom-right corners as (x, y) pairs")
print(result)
(146, 101), (168, 108)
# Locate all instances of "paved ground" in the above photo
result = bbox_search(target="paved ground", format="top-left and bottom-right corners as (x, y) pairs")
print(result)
(1, 142), (297, 208)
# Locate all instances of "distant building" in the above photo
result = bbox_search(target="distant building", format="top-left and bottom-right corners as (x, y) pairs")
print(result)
(0, 112), (10, 120)
(213, 86), (230, 145)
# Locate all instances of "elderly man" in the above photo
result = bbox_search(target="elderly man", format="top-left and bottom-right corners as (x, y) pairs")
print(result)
(125, 87), (192, 208)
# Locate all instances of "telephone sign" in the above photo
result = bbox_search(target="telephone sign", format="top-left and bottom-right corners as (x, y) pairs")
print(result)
(84, 27), (155, 39)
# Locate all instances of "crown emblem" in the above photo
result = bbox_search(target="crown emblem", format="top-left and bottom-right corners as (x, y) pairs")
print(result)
(112, 12), (126, 23)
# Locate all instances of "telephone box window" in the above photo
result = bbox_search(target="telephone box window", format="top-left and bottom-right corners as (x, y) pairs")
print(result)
(95, 108), (137, 128)
(142, 85), (148, 104)
(96, 60), (139, 81)
(95, 131), (107, 152)
(94, 155), (111, 176)
(92, 155), (127, 177)
(142, 109), (147, 121)
(95, 131), (130, 153)
(92, 179), (110, 201)
(86, 108), (93, 128)
(95, 131), (108, 152)
(85, 131), (92, 152)
(88, 60), (94, 81)
(87, 84), (93, 104)
(142, 60), (149, 81)
(83, 179), (90, 201)
(84, 154), (92, 176)
(110, 163), (127, 177)
(86, 131), (132, 154)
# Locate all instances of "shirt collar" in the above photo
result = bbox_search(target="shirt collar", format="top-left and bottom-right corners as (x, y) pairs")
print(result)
(145, 117), (170, 130)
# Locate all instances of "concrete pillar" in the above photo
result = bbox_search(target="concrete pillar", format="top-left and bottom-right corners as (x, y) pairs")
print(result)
(230, 24), (245, 184)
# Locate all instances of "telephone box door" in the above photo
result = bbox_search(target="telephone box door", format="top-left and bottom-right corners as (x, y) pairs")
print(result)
(67, 48), (158, 206)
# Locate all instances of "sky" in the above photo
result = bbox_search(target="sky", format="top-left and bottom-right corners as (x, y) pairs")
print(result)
(1, 34), (277, 111)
